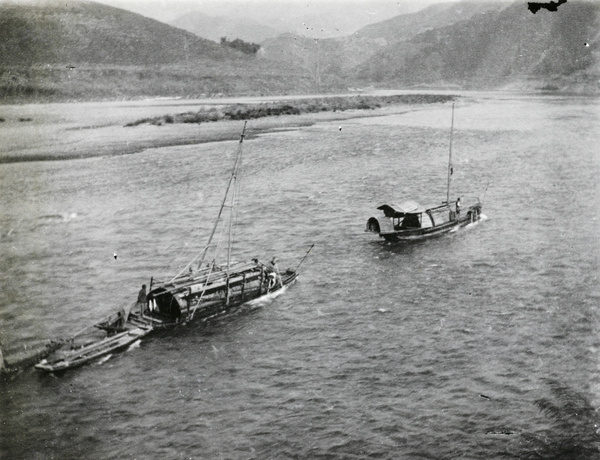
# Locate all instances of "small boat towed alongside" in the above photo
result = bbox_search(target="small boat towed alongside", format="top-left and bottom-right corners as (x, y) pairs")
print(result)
(366, 103), (483, 242)
(35, 324), (152, 373)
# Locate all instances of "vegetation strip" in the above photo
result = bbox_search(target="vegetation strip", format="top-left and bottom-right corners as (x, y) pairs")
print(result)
(125, 94), (454, 127)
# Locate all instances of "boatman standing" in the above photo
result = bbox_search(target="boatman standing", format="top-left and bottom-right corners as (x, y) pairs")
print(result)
(455, 197), (461, 217)
(137, 284), (148, 315)
(268, 257), (282, 289)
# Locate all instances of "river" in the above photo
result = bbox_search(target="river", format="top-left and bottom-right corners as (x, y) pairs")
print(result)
(1, 92), (600, 459)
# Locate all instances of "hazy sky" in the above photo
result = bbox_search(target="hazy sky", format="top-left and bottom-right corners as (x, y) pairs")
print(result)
(96, 0), (458, 37)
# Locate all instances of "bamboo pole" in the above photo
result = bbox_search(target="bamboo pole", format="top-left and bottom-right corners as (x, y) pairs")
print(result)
(446, 102), (455, 205)
(294, 244), (315, 273)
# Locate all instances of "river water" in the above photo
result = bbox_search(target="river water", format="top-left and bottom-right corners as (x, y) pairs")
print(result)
(1, 92), (600, 459)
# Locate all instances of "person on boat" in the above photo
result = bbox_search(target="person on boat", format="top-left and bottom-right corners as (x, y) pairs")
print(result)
(253, 258), (270, 292)
(113, 302), (132, 330)
(115, 310), (125, 330)
(267, 257), (282, 289)
(137, 284), (148, 314)
(267, 272), (277, 290)
(455, 197), (461, 217)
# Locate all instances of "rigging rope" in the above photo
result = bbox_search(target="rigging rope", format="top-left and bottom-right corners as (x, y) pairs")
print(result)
(169, 124), (246, 283)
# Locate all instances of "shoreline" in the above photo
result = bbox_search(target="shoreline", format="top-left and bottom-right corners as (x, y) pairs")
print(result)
(0, 93), (456, 164)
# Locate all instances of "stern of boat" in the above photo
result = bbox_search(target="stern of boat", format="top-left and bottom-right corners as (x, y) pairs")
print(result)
(366, 216), (393, 235)
(366, 217), (380, 233)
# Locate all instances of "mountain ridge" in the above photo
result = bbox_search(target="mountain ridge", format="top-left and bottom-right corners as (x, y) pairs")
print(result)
(354, 1), (599, 89)
(1, 0), (598, 103)
(0, 0), (238, 66)
(0, 0), (318, 101)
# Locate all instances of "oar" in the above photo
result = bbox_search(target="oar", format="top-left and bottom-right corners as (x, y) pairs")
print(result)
(294, 244), (315, 273)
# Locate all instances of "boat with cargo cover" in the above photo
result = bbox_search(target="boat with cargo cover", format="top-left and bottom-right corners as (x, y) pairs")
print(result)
(127, 121), (300, 328)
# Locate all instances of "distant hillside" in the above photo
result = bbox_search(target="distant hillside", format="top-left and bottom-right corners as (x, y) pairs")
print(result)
(0, 0), (322, 102)
(260, 2), (509, 83)
(169, 11), (282, 44)
(260, 0), (599, 93)
(0, 0), (235, 66)
(355, 1), (600, 90)
(1, 0), (598, 103)
(162, 0), (428, 40)
(354, 1), (508, 43)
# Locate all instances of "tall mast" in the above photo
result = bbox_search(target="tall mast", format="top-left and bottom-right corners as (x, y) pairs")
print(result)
(170, 122), (247, 283)
(446, 102), (455, 204)
(225, 121), (246, 304)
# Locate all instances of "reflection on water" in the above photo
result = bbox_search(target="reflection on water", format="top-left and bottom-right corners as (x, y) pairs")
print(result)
(1, 94), (600, 459)
(525, 380), (600, 459)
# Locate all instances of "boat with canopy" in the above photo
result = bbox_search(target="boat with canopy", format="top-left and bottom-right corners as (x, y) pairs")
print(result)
(366, 103), (482, 242)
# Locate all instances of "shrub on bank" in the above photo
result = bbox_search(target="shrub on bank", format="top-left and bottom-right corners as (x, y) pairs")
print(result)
(124, 94), (454, 127)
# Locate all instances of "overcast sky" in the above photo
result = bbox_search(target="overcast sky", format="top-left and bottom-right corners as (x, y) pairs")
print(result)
(96, 0), (462, 37)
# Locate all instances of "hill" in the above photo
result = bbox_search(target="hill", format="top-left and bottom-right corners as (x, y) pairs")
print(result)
(1, 0), (598, 103)
(354, 1), (508, 43)
(160, 0), (429, 40)
(169, 11), (282, 44)
(0, 0), (235, 66)
(0, 0), (319, 102)
(259, 1), (599, 93)
(354, 0), (600, 90)
(259, 2), (510, 86)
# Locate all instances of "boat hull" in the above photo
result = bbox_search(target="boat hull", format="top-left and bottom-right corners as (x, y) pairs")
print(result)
(375, 204), (482, 242)
(35, 326), (152, 373)
(130, 269), (298, 329)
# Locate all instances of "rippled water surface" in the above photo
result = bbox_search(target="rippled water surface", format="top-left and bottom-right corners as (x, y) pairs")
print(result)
(2, 93), (600, 459)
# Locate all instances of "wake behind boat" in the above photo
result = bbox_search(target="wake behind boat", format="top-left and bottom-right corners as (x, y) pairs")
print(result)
(366, 103), (483, 242)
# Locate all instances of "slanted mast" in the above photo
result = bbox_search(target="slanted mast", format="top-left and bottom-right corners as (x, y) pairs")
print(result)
(169, 121), (247, 285)
(225, 122), (247, 304)
(132, 121), (299, 327)
(446, 102), (455, 205)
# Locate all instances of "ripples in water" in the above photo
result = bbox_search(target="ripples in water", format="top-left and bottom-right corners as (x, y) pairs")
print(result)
(2, 94), (600, 459)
